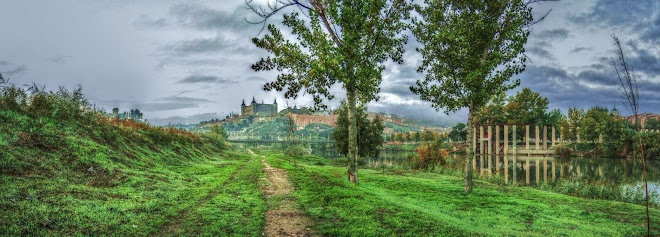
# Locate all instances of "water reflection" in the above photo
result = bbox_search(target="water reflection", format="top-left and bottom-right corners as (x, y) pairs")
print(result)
(469, 154), (659, 188)
(313, 149), (660, 193)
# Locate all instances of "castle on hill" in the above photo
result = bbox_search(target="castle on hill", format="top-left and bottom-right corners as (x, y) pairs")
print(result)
(241, 97), (278, 117)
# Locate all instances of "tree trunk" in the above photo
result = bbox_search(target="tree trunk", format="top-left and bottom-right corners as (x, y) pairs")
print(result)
(464, 107), (474, 193)
(347, 87), (359, 184)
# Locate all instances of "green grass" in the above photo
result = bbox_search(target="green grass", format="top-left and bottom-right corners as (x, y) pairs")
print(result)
(258, 150), (660, 236)
(3, 85), (658, 236)
(0, 151), (267, 236)
(0, 85), (266, 236)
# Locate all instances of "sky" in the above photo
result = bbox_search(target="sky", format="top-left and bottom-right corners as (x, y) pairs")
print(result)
(0, 0), (659, 126)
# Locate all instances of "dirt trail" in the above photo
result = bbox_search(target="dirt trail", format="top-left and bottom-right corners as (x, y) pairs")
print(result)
(261, 159), (313, 237)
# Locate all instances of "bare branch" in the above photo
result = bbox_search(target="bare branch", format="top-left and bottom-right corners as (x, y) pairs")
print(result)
(525, 0), (560, 5)
(245, 0), (312, 34)
(611, 33), (650, 237)
(525, 9), (551, 27)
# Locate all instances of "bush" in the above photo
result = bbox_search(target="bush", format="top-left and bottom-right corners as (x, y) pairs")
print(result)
(553, 144), (572, 158)
(408, 140), (449, 171)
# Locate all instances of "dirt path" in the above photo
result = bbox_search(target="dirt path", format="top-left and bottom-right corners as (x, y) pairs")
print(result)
(261, 158), (313, 237)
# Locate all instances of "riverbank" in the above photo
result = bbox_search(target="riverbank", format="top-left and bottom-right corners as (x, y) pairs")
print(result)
(258, 150), (659, 236)
(0, 86), (267, 235)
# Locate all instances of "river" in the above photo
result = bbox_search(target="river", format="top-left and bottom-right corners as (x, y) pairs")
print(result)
(313, 149), (660, 195)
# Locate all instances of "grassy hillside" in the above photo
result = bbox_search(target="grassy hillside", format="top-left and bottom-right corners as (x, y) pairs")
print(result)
(258, 151), (659, 236)
(0, 85), (265, 235)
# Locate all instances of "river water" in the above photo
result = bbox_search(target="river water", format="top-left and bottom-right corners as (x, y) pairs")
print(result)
(313, 149), (660, 194)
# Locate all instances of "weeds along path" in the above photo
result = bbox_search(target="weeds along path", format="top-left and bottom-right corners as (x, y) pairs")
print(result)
(261, 158), (313, 237)
(159, 156), (252, 236)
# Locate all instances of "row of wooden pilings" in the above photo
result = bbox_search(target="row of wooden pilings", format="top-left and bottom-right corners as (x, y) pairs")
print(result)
(472, 125), (557, 155)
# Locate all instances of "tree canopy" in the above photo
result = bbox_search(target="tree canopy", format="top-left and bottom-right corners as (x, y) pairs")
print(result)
(331, 101), (384, 159)
(411, 0), (545, 192)
(248, 0), (410, 183)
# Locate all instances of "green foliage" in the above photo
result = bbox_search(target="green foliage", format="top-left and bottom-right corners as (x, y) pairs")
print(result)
(579, 106), (612, 144)
(448, 122), (467, 142)
(250, 0), (411, 182)
(209, 125), (228, 140)
(646, 118), (660, 130)
(553, 144), (573, 158)
(475, 92), (509, 124)
(504, 88), (549, 125)
(411, 0), (532, 113)
(331, 101), (384, 159)
(407, 140), (449, 171)
(251, 1), (410, 109)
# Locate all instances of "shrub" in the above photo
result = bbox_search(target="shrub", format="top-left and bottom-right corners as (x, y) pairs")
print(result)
(408, 140), (449, 171)
(553, 144), (572, 158)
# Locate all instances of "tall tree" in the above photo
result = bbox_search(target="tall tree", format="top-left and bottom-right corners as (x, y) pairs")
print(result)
(247, 0), (410, 183)
(475, 92), (509, 125)
(331, 101), (385, 160)
(448, 123), (467, 142)
(505, 88), (549, 125)
(567, 107), (583, 145)
(411, 0), (552, 192)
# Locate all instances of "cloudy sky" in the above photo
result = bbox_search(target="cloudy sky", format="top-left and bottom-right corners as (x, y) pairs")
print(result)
(1, 0), (658, 125)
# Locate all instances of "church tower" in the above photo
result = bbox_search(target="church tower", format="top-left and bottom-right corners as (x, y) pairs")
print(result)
(241, 99), (246, 115)
(612, 105), (620, 117)
(273, 98), (278, 114)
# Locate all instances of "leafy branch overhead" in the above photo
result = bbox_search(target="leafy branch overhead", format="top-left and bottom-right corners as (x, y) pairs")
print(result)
(249, 0), (411, 110)
(411, 0), (536, 113)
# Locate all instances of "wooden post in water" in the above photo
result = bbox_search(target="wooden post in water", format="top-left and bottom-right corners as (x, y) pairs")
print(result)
(535, 125), (540, 150)
(512, 125), (517, 155)
(552, 161), (556, 181)
(513, 156), (519, 185)
(480, 126), (484, 155)
(525, 125), (530, 150)
(543, 126), (548, 150)
(513, 125), (518, 156)
(504, 156), (509, 184)
(488, 125), (492, 155)
(504, 125), (509, 154)
(496, 125), (500, 154)
(525, 158), (530, 185)
(543, 159), (548, 181)
(536, 159), (540, 184)
(551, 126), (556, 148)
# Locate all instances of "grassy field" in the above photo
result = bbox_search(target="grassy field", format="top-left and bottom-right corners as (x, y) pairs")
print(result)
(0, 85), (266, 236)
(1, 151), (266, 236)
(2, 85), (658, 236)
(258, 151), (660, 236)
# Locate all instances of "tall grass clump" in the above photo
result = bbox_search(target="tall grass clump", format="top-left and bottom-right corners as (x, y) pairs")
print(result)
(535, 180), (660, 208)
(0, 83), (228, 175)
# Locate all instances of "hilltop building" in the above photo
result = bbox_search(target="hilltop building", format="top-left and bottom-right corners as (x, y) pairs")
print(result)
(289, 112), (337, 130)
(241, 97), (278, 117)
(611, 105), (620, 117)
(619, 113), (660, 129)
